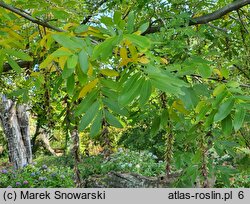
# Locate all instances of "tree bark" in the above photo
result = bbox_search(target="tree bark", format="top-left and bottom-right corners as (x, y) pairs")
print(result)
(0, 95), (32, 169)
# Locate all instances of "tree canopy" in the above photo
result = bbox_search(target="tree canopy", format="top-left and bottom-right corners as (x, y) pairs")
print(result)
(0, 0), (249, 187)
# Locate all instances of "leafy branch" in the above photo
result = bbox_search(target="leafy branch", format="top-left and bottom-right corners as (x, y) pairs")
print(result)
(0, 1), (64, 32)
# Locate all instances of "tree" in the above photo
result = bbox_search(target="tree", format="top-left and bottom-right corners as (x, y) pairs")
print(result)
(0, 95), (32, 169)
(0, 0), (249, 187)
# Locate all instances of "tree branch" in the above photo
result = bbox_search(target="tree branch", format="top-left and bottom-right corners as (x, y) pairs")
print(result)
(143, 0), (250, 35)
(189, 0), (250, 25)
(0, 1), (64, 32)
(191, 74), (250, 88)
(81, 0), (107, 24)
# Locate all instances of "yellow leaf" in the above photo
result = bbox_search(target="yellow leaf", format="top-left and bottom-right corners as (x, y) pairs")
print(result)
(2, 28), (23, 41)
(114, 47), (119, 57)
(124, 39), (132, 46)
(87, 31), (105, 39)
(119, 47), (130, 66)
(160, 57), (168, 64)
(63, 23), (77, 30)
(213, 68), (223, 80)
(138, 56), (150, 64)
(100, 69), (119, 77)
(49, 64), (57, 72)
(59, 56), (68, 69)
(172, 100), (189, 114)
(40, 34), (49, 48)
(195, 101), (206, 113)
(88, 26), (100, 33)
(87, 63), (93, 76)
(213, 84), (226, 97)
(120, 47), (127, 60)
(29, 31), (39, 42)
(79, 79), (99, 98)
(40, 55), (54, 68)
(128, 44), (137, 61)
(133, 31), (142, 35)
(30, 72), (39, 77)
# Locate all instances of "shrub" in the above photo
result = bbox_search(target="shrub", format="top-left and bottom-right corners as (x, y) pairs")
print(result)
(0, 162), (74, 188)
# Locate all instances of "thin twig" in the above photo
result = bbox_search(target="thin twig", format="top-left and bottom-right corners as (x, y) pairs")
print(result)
(190, 74), (250, 88)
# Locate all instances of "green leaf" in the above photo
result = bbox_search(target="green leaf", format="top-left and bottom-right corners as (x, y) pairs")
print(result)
(197, 64), (212, 78)
(150, 116), (160, 136)
(127, 12), (135, 33)
(78, 50), (88, 73)
(233, 107), (246, 131)
(90, 111), (102, 137)
(67, 54), (78, 69)
(92, 36), (121, 61)
(138, 22), (149, 33)
(103, 98), (128, 116)
(213, 84), (226, 96)
(196, 104), (211, 122)
(105, 110), (123, 128)
(52, 10), (69, 19)
(119, 75), (143, 106)
(212, 90), (228, 108)
(125, 34), (151, 49)
(5, 48), (33, 61)
(114, 11), (122, 24)
(52, 34), (82, 50)
(6, 56), (22, 73)
(74, 90), (98, 116)
(179, 87), (199, 109)
(150, 78), (183, 95)
(221, 115), (233, 136)
(62, 66), (75, 79)
(100, 78), (118, 91)
(79, 101), (100, 131)
(52, 77), (63, 97)
(120, 72), (140, 93)
(100, 16), (113, 27)
(139, 79), (152, 106)
(66, 75), (75, 96)
(214, 97), (235, 122)
(76, 66), (87, 86)
(204, 109), (217, 129)
(101, 87), (118, 100)
(51, 49), (72, 57)
(75, 25), (88, 33)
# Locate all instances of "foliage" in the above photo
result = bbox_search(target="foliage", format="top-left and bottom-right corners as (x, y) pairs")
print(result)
(0, 162), (74, 188)
(0, 0), (250, 187)
(79, 149), (165, 178)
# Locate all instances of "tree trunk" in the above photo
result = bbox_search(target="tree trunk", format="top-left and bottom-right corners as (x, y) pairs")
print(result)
(0, 95), (32, 169)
